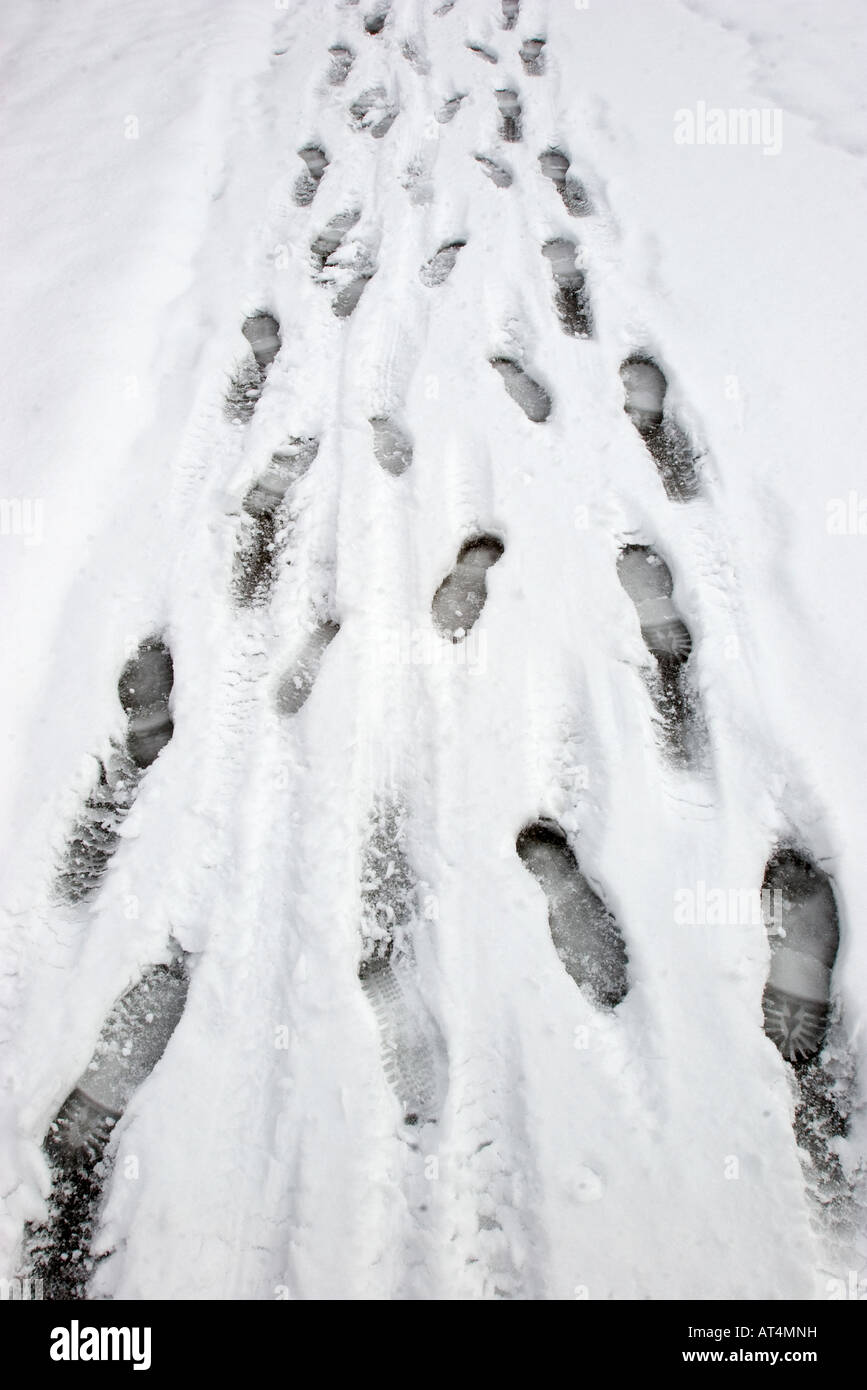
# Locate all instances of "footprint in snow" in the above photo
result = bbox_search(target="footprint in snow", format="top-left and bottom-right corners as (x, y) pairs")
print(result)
(242, 313), (281, 368)
(310, 208), (361, 272)
(55, 749), (139, 904)
(310, 212), (376, 317)
(118, 637), (175, 770)
(616, 545), (691, 663)
(358, 799), (448, 1128)
(501, 0), (520, 30)
(370, 416), (413, 476)
(490, 356), (552, 422)
(294, 144), (329, 207)
(495, 88), (522, 143)
(620, 355), (700, 502)
(349, 86), (399, 138)
(225, 313), (281, 423)
(56, 638), (174, 903)
(516, 820), (629, 1010)
(466, 41), (498, 64)
(616, 545), (698, 762)
(474, 154), (512, 188)
(419, 240), (466, 287)
(233, 437), (319, 606)
(542, 238), (593, 338)
(761, 850), (839, 1064)
(436, 93), (466, 124)
(276, 620), (341, 715)
(538, 148), (593, 217)
(519, 37), (546, 76)
(333, 258), (377, 318)
(431, 535), (504, 642)
(328, 44), (354, 85)
(761, 847), (855, 1209)
(25, 955), (189, 1300)
(364, 8), (388, 35)
(401, 39), (430, 74)
(401, 157), (435, 206)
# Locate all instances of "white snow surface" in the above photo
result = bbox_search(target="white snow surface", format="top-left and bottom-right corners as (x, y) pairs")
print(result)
(1, 0), (866, 1299)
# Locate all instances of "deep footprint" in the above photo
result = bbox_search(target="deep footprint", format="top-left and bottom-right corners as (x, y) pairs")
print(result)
(762, 850), (839, 1064)
(327, 44), (354, 85)
(516, 820), (629, 1009)
(474, 154), (512, 188)
(294, 144), (329, 207)
(620, 354), (700, 501)
(57, 638), (174, 903)
(25, 955), (189, 1300)
(501, 0), (520, 29)
(118, 638), (175, 770)
(495, 88), (522, 142)
(310, 214), (376, 318)
(519, 37), (546, 75)
(370, 416), (413, 476)
(233, 437), (319, 605)
(419, 240), (466, 287)
(310, 208), (361, 272)
(349, 86), (398, 139)
(542, 238), (593, 337)
(364, 8), (388, 36)
(616, 544), (696, 759)
(241, 313), (281, 369)
(431, 534), (504, 642)
(225, 313), (281, 423)
(761, 849), (855, 1212)
(490, 357), (551, 422)
(275, 619), (340, 715)
(358, 799), (447, 1127)
(538, 148), (593, 217)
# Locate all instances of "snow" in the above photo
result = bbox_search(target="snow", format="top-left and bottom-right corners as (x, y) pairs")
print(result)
(1, 0), (866, 1300)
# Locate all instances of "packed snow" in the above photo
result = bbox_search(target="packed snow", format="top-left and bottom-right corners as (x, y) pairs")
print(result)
(1, 0), (866, 1301)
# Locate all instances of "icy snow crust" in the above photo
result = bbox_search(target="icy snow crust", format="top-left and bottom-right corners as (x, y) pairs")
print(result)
(1, 0), (866, 1299)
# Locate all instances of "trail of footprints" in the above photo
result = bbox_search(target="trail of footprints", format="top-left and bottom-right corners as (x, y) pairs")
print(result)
(31, 0), (858, 1295)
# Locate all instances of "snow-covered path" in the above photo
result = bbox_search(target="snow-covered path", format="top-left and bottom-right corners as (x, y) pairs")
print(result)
(1, 0), (865, 1300)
